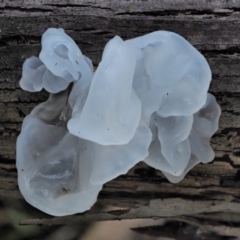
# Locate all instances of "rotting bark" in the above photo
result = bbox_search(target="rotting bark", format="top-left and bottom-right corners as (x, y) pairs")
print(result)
(1, 0), (240, 238)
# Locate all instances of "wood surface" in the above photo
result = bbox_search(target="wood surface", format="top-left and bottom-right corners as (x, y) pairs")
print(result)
(1, 0), (240, 239)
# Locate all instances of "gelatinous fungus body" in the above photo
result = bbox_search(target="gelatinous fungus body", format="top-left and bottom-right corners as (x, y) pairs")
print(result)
(17, 28), (221, 216)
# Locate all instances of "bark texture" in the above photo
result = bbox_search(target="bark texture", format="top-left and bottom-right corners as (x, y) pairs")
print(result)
(1, 0), (240, 238)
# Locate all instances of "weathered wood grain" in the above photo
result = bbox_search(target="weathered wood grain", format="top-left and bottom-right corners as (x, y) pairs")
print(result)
(1, 0), (240, 238)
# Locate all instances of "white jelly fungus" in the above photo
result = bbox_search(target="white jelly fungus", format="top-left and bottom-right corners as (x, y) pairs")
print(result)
(16, 28), (221, 216)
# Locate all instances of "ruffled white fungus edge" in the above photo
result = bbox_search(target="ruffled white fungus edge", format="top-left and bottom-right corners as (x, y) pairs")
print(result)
(17, 91), (103, 216)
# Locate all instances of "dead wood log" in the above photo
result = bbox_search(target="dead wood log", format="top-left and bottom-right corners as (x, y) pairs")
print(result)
(1, 0), (240, 238)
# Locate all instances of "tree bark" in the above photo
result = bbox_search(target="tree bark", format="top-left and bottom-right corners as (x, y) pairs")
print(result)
(1, 0), (240, 238)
